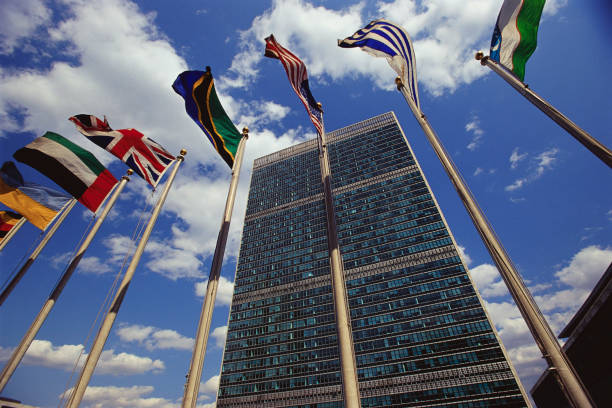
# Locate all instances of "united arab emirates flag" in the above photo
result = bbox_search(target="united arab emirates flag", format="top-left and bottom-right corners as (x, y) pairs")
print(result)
(13, 132), (118, 212)
(172, 68), (242, 168)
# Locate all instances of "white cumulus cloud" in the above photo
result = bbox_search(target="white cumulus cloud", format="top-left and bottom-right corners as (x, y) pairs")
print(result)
(117, 323), (194, 351)
(0, 339), (164, 375)
(195, 276), (234, 307)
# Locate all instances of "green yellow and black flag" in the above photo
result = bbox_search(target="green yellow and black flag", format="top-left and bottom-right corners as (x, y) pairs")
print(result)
(172, 67), (241, 168)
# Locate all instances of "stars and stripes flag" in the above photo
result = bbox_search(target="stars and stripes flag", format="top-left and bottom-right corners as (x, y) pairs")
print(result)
(69, 114), (175, 187)
(264, 34), (323, 135)
(339, 19), (420, 111)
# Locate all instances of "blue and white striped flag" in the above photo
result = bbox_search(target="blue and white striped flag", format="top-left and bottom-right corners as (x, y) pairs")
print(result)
(339, 19), (420, 110)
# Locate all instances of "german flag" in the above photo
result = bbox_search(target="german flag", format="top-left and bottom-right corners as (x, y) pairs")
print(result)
(0, 210), (23, 240)
(172, 67), (242, 168)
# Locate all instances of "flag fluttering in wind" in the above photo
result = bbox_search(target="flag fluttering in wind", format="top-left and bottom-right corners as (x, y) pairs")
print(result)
(13, 132), (118, 212)
(69, 114), (175, 187)
(339, 19), (420, 110)
(490, 0), (546, 81)
(0, 211), (22, 240)
(264, 34), (323, 135)
(172, 68), (242, 168)
(0, 161), (72, 230)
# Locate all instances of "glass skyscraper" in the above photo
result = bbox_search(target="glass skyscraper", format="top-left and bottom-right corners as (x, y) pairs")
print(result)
(217, 112), (529, 407)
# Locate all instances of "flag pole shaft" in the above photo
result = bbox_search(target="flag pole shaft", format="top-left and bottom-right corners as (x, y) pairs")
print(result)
(181, 131), (248, 408)
(67, 153), (185, 408)
(0, 217), (27, 252)
(396, 78), (593, 408)
(0, 199), (77, 306)
(476, 53), (612, 169)
(0, 173), (130, 392)
(317, 106), (361, 408)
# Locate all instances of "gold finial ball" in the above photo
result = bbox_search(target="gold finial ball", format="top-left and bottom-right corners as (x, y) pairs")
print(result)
(395, 76), (402, 85)
(475, 51), (484, 60)
(126, 169), (134, 175)
(316, 102), (322, 109)
(242, 127), (249, 134)
(180, 149), (187, 156)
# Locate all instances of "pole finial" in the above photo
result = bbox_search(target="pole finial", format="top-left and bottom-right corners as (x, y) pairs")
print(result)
(475, 51), (484, 61)
(179, 149), (187, 157)
(242, 127), (249, 135)
(316, 102), (323, 112)
(126, 169), (134, 176)
(395, 76), (403, 90)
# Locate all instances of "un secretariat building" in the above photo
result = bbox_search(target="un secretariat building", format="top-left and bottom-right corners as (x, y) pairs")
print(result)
(217, 112), (529, 407)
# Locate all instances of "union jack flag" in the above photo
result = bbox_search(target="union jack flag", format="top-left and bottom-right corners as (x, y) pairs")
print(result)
(69, 114), (175, 187)
(264, 35), (323, 135)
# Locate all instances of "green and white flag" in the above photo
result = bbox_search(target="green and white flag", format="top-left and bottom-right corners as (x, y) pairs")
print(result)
(13, 132), (118, 212)
(490, 0), (546, 81)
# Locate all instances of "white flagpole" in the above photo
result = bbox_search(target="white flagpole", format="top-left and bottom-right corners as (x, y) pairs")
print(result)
(0, 216), (27, 252)
(0, 171), (131, 392)
(395, 77), (593, 408)
(476, 51), (612, 169)
(0, 199), (77, 306)
(317, 104), (361, 408)
(67, 151), (186, 408)
(181, 130), (248, 408)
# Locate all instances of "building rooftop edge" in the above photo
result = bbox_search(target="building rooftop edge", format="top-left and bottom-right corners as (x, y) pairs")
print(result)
(559, 261), (612, 338)
(252, 111), (396, 169)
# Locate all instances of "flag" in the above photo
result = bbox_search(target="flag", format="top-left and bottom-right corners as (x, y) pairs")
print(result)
(69, 114), (175, 187)
(0, 161), (72, 230)
(13, 132), (118, 212)
(264, 34), (323, 135)
(172, 68), (242, 168)
(339, 19), (420, 110)
(0, 211), (23, 240)
(490, 0), (546, 81)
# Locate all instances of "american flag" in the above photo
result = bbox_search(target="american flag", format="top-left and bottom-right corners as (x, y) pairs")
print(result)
(264, 35), (323, 135)
(69, 114), (175, 187)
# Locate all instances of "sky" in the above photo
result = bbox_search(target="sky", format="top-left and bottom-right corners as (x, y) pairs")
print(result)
(0, 0), (610, 407)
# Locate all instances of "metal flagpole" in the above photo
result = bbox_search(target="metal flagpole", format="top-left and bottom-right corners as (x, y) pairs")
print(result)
(181, 130), (248, 408)
(317, 104), (361, 408)
(0, 216), (27, 252)
(0, 199), (77, 306)
(395, 77), (594, 408)
(67, 151), (186, 408)
(0, 171), (131, 392)
(475, 52), (612, 169)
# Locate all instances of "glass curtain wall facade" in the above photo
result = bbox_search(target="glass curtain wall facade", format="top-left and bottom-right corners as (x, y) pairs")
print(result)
(217, 112), (528, 407)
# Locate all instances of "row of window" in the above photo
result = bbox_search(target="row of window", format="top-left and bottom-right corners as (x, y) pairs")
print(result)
(360, 381), (524, 407)
(351, 287), (477, 321)
(224, 333), (337, 361)
(353, 307), (486, 342)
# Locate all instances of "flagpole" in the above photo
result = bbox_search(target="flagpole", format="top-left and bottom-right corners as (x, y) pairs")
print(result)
(67, 152), (185, 408)
(395, 77), (593, 408)
(0, 200), (77, 306)
(0, 171), (131, 392)
(475, 52), (612, 169)
(0, 217), (27, 252)
(181, 130), (248, 408)
(317, 104), (361, 408)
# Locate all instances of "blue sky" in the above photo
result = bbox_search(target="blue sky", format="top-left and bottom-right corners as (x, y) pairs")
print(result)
(0, 0), (610, 406)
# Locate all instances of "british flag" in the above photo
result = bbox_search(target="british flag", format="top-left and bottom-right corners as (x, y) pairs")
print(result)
(69, 114), (175, 187)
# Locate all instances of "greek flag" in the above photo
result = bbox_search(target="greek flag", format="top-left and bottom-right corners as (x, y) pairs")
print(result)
(339, 19), (420, 110)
